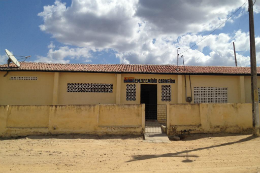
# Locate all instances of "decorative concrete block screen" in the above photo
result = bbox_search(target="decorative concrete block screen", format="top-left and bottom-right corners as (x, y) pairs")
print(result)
(194, 87), (227, 103)
(161, 85), (171, 101)
(67, 83), (113, 93)
(126, 84), (136, 101)
(157, 104), (167, 124)
(10, 76), (37, 80)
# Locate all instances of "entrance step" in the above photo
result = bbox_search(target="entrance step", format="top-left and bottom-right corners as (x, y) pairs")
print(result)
(144, 120), (170, 143)
(145, 120), (162, 133)
(144, 133), (170, 143)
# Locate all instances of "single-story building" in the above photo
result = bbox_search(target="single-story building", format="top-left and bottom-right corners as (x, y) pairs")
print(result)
(0, 62), (259, 125)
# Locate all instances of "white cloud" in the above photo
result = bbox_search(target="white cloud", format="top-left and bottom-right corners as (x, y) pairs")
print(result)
(135, 0), (247, 35)
(0, 54), (8, 65)
(38, 0), (259, 66)
(255, 37), (260, 65)
(36, 42), (93, 63)
(116, 30), (255, 66)
(48, 42), (55, 49)
(39, 0), (247, 49)
(254, 0), (260, 13)
(38, 0), (140, 49)
(175, 30), (252, 66)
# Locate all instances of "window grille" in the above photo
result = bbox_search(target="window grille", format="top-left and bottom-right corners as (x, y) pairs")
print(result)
(126, 84), (136, 101)
(194, 87), (227, 103)
(161, 85), (171, 101)
(10, 76), (37, 80)
(67, 83), (113, 93)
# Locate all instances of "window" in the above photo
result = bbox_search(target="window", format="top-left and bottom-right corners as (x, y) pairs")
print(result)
(161, 85), (171, 101)
(194, 87), (227, 103)
(126, 84), (136, 101)
(67, 83), (113, 93)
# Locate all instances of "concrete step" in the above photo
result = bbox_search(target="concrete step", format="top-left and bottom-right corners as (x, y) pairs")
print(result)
(144, 120), (170, 143)
(144, 133), (170, 143)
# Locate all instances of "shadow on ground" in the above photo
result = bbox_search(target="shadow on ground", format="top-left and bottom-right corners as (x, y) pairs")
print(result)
(128, 135), (257, 163)
(182, 133), (252, 141)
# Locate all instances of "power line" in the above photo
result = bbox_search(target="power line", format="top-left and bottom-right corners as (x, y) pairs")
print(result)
(178, 1), (248, 56)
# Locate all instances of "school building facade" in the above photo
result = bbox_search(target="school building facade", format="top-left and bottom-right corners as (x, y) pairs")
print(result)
(0, 62), (259, 123)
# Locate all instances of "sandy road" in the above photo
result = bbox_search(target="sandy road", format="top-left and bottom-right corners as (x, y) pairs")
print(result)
(0, 134), (260, 173)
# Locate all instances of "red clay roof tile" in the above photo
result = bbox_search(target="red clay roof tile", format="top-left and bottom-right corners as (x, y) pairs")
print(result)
(0, 62), (257, 75)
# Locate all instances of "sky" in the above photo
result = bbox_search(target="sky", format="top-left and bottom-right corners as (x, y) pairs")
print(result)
(1, 0), (260, 67)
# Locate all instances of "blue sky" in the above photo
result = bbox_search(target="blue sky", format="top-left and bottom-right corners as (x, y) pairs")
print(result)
(0, 0), (260, 66)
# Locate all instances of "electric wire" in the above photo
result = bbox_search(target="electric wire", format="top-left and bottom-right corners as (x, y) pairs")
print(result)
(193, 1), (248, 63)
(12, 55), (31, 62)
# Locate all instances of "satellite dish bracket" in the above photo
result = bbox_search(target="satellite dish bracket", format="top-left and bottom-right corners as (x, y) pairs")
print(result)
(7, 58), (11, 68)
(3, 71), (9, 77)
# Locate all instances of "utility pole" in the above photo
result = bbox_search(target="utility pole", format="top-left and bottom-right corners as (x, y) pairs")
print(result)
(248, 0), (260, 136)
(233, 42), (237, 67)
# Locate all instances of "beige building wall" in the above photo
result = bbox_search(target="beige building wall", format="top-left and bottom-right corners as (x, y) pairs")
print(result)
(200, 103), (252, 132)
(0, 71), (54, 105)
(58, 72), (117, 105)
(7, 106), (49, 128)
(0, 104), (145, 137)
(169, 104), (201, 126)
(244, 76), (251, 103)
(168, 103), (256, 134)
(0, 71), (258, 106)
(0, 106), (8, 135)
(1, 103), (256, 137)
(182, 75), (241, 103)
(244, 76), (260, 103)
(49, 105), (98, 133)
(99, 104), (142, 127)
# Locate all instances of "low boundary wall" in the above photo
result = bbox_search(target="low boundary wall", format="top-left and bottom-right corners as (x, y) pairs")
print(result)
(0, 104), (145, 137)
(167, 103), (255, 135)
(1, 103), (257, 137)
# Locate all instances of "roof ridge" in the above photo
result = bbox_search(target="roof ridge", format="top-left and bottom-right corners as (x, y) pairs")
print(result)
(17, 62), (249, 68)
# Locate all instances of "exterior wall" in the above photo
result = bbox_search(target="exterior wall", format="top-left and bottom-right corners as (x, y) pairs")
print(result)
(120, 74), (178, 105)
(1, 71), (257, 124)
(244, 76), (260, 103)
(0, 71), (256, 107)
(7, 106), (49, 128)
(200, 104), (252, 132)
(245, 76), (251, 103)
(121, 74), (177, 121)
(182, 75), (241, 104)
(169, 104), (201, 126)
(0, 106), (8, 135)
(0, 104), (145, 137)
(99, 105), (142, 127)
(167, 103), (256, 134)
(49, 105), (98, 133)
(5, 103), (252, 136)
(58, 72), (117, 105)
(0, 71), (54, 105)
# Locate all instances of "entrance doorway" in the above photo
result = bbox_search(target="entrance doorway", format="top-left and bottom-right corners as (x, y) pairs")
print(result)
(141, 84), (157, 120)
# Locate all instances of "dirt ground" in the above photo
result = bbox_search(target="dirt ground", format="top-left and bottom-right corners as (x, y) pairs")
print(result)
(0, 134), (260, 173)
